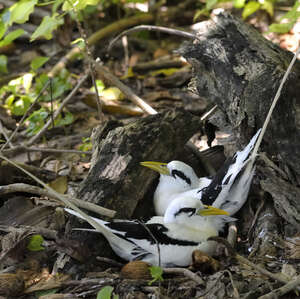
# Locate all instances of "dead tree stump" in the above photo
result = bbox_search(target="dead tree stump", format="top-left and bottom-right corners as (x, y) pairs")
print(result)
(180, 12), (300, 257)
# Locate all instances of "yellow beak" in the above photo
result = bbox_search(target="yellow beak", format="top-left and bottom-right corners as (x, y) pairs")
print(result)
(140, 161), (170, 175)
(198, 205), (229, 216)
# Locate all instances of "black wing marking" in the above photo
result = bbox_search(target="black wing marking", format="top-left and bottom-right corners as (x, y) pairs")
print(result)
(200, 155), (236, 205)
(106, 221), (198, 246)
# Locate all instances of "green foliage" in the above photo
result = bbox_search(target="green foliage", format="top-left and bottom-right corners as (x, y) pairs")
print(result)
(79, 137), (92, 152)
(0, 55), (8, 73)
(242, 1), (261, 19)
(269, 1), (300, 33)
(30, 56), (50, 71)
(26, 108), (49, 136)
(148, 265), (164, 285)
(31, 14), (63, 41)
(8, 0), (38, 25)
(0, 29), (25, 47)
(97, 286), (119, 299)
(27, 234), (44, 251)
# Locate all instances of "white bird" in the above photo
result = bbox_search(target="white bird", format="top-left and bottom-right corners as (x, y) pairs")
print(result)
(140, 160), (212, 216)
(65, 196), (229, 267)
(141, 129), (262, 216)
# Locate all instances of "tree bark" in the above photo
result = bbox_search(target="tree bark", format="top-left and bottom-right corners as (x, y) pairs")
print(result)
(179, 12), (300, 181)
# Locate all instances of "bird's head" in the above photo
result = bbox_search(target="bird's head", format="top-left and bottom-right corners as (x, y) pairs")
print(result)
(163, 196), (229, 224)
(140, 160), (199, 190)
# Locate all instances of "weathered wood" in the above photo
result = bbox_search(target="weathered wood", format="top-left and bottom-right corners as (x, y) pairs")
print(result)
(180, 12), (300, 180)
(77, 109), (201, 219)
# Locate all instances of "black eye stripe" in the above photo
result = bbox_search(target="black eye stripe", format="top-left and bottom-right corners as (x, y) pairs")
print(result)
(171, 170), (191, 185)
(174, 208), (196, 217)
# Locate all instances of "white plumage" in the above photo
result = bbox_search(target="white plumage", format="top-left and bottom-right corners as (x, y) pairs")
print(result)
(140, 160), (212, 215)
(65, 196), (229, 267)
(141, 129), (261, 216)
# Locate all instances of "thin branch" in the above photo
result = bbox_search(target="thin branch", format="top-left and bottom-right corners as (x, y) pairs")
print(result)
(0, 120), (14, 148)
(95, 61), (157, 115)
(258, 275), (300, 299)
(26, 74), (88, 146)
(163, 267), (204, 285)
(0, 183), (113, 218)
(108, 25), (200, 52)
(0, 155), (116, 221)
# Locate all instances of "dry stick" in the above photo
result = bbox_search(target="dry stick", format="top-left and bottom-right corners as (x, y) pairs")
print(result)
(0, 120), (13, 148)
(26, 74), (88, 146)
(0, 154), (116, 220)
(48, 13), (154, 78)
(0, 79), (50, 152)
(163, 268), (204, 285)
(2, 145), (92, 157)
(258, 275), (300, 299)
(0, 183), (111, 218)
(108, 25), (200, 53)
(209, 237), (300, 292)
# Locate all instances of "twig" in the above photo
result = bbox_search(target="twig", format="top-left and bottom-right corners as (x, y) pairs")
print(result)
(209, 237), (300, 292)
(95, 61), (157, 115)
(96, 256), (124, 267)
(108, 25), (200, 52)
(26, 74), (88, 146)
(163, 267), (204, 285)
(224, 270), (240, 299)
(0, 183), (113, 218)
(0, 155), (116, 221)
(2, 145), (91, 156)
(0, 80), (51, 151)
(0, 120), (14, 148)
(258, 275), (300, 299)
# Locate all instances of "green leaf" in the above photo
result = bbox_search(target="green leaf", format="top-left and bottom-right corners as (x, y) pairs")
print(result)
(0, 21), (6, 39)
(268, 23), (294, 34)
(0, 29), (25, 47)
(31, 15), (63, 41)
(261, 1), (273, 17)
(11, 95), (31, 116)
(54, 111), (74, 127)
(279, 1), (300, 22)
(26, 108), (49, 136)
(62, 0), (100, 11)
(206, 0), (218, 10)
(242, 1), (260, 19)
(30, 56), (50, 71)
(148, 266), (163, 285)
(27, 234), (44, 251)
(234, 0), (245, 9)
(97, 286), (114, 299)
(0, 55), (8, 73)
(9, 0), (38, 25)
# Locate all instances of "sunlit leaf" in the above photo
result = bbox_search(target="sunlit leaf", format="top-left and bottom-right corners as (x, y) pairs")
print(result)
(11, 96), (31, 116)
(150, 68), (180, 77)
(0, 29), (25, 47)
(97, 286), (114, 299)
(242, 1), (260, 19)
(268, 23), (294, 34)
(90, 79), (105, 93)
(0, 55), (8, 73)
(30, 56), (50, 71)
(27, 234), (44, 251)
(279, 1), (300, 22)
(9, 0), (38, 25)
(62, 0), (100, 11)
(31, 15), (63, 41)
(100, 87), (124, 101)
(261, 1), (273, 17)
(149, 266), (163, 285)
(206, 0), (218, 10)
(0, 21), (6, 39)
(234, 0), (245, 9)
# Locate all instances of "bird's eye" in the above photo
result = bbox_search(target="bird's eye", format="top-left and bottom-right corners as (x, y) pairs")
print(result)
(174, 207), (196, 217)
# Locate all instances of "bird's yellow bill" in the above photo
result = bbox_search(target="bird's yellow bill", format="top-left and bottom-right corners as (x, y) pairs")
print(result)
(198, 205), (229, 216)
(140, 161), (170, 175)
